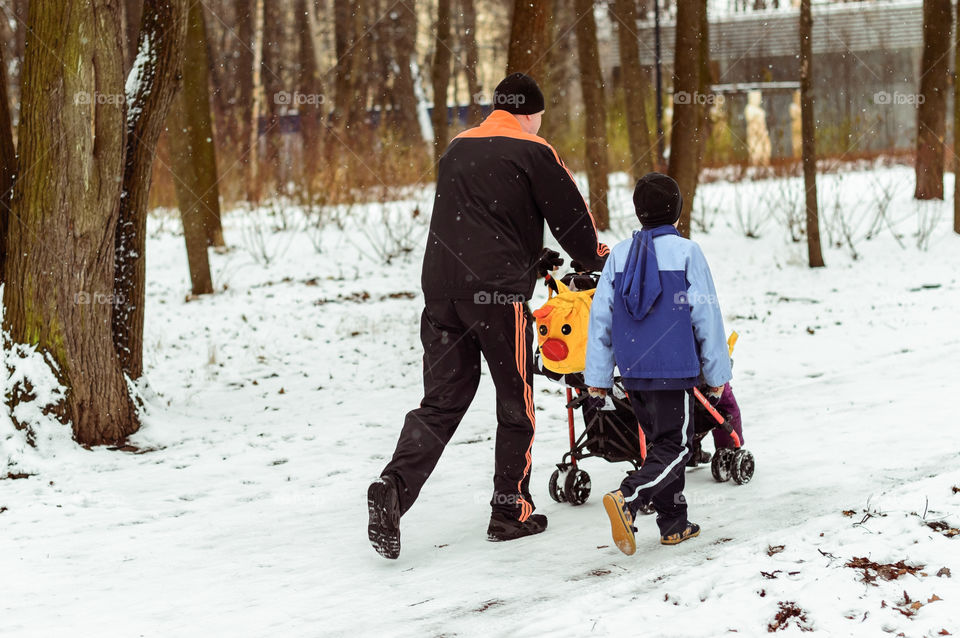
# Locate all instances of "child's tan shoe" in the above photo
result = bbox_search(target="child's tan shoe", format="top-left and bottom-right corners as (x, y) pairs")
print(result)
(602, 490), (636, 556)
(660, 522), (701, 546)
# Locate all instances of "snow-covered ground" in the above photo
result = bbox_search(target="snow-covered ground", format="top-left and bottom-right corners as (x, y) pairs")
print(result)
(2, 165), (959, 636)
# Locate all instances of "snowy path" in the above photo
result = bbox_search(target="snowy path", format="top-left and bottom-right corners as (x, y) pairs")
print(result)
(2, 168), (960, 636)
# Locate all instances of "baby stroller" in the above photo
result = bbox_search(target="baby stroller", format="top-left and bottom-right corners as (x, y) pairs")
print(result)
(533, 272), (756, 508)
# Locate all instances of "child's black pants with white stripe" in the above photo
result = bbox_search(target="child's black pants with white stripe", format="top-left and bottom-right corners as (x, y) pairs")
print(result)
(619, 388), (695, 536)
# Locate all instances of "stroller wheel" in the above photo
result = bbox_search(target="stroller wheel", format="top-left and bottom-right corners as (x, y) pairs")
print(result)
(711, 448), (735, 483)
(548, 468), (566, 503)
(730, 449), (755, 485)
(564, 469), (591, 506)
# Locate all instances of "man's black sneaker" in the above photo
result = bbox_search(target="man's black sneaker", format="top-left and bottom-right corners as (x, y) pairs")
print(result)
(661, 522), (701, 546)
(367, 476), (401, 559)
(486, 512), (548, 541)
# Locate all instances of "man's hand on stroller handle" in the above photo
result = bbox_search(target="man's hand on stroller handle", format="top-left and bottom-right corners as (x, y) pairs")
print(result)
(535, 247), (564, 277)
(588, 387), (608, 398)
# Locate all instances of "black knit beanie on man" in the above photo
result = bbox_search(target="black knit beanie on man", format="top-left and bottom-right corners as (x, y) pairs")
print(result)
(492, 73), (545, 115)
(633, 172), (684, 228)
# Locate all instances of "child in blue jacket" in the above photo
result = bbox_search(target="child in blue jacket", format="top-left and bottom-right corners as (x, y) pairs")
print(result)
(584, 173), (732, 555)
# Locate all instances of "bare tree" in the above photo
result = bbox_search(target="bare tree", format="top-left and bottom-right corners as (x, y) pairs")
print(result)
(169, 2), (224, 248)
(0, 42), (15, 282)
(169, 95), (215, 297)
(431, 0), (453, 166)
(261, 0), (287, 183)
(297, 0), (325, 185)
(390, 0), (425, 144)
(166, 0), (222, 296)
(956, 0), (960, 233)
(575, 0), (609, 230)
(333, 0), (356, 126)
(696, 0), (714, 173)
(124, 0), (144, 70)
(114, 0), (190, 380)
(612, 0), (654, 181)
(236, 0), (255, 179)
(915, 0), (952, 200)
(506, 0), (549, 79)
(667, 0), (705, 237)
(247, 0), (265, 202)
(461, 0), (484, 126)
(4, 0), (166, 444)
(540, 0), (576, 143)
(800, 0), (824, 267)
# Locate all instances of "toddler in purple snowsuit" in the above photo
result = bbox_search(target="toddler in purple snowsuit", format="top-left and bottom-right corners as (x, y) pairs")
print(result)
(709, 382), (743, 449)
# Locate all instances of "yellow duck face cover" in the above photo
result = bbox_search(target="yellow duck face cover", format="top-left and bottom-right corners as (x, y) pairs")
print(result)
(532, 280), (596, 374)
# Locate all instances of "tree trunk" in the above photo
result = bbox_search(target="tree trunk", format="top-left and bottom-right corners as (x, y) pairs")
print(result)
(0, 43), (16, 283)
(393, 0), (426, 142)
(333, 0), (369, 133)
(539, 0), (575, 143)
(261, 0), (285, 184)
(915, 0), (952, 200)
(461, 0), (484, 126)
(246, 0), (265, 202)
(298, 0), (324, 187)
(4, 0), (138, 445)
(114, 0), (190, 381)
(124, 0), (144, 71)
(171, 0), (224, 248)
(333, 0), (355, 126)
(237, 0), (255, 189)
(800, 0), (824, 268)
(666, 0), (704, 238)
(431, 0), (453, 167)
(168, 95), (215, 297)
(165, 0), (221, 296)
(575, 0), (609, 230)
(612, 0), (654, 181)
(506, 0), (549, 80)
(696, 0), (714, 172)
(955, 0), (960, 233)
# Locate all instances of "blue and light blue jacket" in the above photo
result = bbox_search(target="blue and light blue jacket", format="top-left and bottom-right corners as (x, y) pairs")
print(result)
(584, 226), (732, 391)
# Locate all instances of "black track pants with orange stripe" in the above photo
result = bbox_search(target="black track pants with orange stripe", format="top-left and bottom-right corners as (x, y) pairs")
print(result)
(381, 299), (537, 521)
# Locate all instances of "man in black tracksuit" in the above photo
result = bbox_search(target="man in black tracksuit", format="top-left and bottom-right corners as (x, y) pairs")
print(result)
(368, 73), (609, 558)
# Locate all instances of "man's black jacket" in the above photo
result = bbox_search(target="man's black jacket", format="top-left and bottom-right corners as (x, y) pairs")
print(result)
(421, 110), (609, 302)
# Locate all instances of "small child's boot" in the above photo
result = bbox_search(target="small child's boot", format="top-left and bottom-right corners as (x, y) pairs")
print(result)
(602, 490), (637, 555)
(661, 522), (701, 546)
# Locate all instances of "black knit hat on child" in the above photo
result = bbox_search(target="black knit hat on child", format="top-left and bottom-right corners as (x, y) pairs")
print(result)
(633, 172), (684, 228)
(492, 73), (546, 115)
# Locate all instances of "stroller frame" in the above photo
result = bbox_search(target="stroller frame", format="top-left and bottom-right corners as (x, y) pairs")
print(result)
(545, 373), (753, 507)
